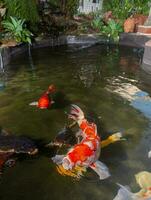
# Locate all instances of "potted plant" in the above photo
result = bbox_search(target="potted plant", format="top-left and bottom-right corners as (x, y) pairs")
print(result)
(137, 2), (151, 34)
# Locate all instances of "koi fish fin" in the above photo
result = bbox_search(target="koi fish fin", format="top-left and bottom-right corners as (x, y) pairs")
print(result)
(56, 164), (78, 178)
(74, 165), (87, 175)
(29, 101), (38, 106)
(101, 132), (125, 148)
(51, 155), (65, 165)
(148, 150), (151, 158)
(56, 165), (86, 179)
(52, 155), (87, 178)
(90, 160), (110, 180)
(113, 184), (135, 200)
(135, 171), (151, 190)
(68, 104), (85, 123)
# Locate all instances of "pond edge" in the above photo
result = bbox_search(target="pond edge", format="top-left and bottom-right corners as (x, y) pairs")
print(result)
(0, 33), (151, 74)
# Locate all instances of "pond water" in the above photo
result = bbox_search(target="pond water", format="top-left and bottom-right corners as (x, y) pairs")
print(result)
(0, 44), (151, 200)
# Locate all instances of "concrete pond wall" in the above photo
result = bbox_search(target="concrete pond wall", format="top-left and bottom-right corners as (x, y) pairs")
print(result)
(0, 34), (107, 69)
(0, 36), (67, 67)
(141, 40), (151, 74)
(1, 33), (151, 74)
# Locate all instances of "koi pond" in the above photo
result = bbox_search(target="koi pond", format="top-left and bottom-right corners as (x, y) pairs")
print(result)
(0, 44), (151, 200)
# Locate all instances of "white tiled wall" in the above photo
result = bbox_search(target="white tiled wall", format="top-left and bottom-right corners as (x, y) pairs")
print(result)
(78, 0), (103, 14)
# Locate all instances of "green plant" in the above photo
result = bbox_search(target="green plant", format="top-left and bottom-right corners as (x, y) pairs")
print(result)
(65, 0), (79, 17)
(101, 19), (123, 42)
(3, 0), (39, 25)
(133, 0), (150, 15)
(145, 5), (151, 26)
(2, 16), (33, 44)
(103, 0), (150, 21)
(48, 0), (59, 8)
(91, 17), (104, 30)
(48, 0), (79, 17)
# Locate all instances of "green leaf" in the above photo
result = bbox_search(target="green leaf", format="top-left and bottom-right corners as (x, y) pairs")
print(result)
(2, 16), (33, 44)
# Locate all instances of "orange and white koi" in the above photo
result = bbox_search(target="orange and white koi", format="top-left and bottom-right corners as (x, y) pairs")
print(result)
(29, 84), (56, 109)
(52, 104), (110, 180)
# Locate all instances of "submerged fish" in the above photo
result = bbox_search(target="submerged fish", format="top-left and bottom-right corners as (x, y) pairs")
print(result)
(0, 135), (38, 155)
(29, 84), (56, 109)
(52, 104), (117, 180)
(53, 131), (123, 178)
(0, 129), (38, 173)
(46, 121), (77, 148)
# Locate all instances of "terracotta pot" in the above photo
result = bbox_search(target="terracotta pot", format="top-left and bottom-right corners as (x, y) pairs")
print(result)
(124, 17), (135, 33)
(137, 25), (151, 34)
(133, 14), (147, 32)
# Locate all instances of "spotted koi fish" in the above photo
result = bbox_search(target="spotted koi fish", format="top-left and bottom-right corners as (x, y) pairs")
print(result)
(52, 104), (111, 180)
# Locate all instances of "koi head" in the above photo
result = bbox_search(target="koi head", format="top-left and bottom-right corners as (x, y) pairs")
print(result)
(68, 104), (85, 124)
(47, 84), (56, 94)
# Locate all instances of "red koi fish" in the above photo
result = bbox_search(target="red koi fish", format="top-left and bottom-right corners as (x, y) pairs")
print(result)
(29, 84), (56, 109)
(52, 104), (110, 180)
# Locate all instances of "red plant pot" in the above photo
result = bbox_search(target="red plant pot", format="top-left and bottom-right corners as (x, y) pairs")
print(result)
(137, 25), (151, 34)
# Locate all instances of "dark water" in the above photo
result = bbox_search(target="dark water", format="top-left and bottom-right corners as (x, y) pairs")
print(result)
(0, 44), (151, 200)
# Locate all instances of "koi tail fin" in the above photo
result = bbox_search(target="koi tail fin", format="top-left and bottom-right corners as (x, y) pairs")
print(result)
(68, 104), (85, 124)
(90, 160), (110, 180)
(113, 184), (135, 200)
(29, 101), (38, 106)
(148, 150), (151, 158)
(101, 132), (124, 148)
(52, 155), (86, 178)
(52, 155), (65, 165)
(56, 165), (86, 179)
(135, 171), (151, 191)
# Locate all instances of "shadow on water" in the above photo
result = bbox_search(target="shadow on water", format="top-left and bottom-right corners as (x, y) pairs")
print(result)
(51, 91), (71, 109)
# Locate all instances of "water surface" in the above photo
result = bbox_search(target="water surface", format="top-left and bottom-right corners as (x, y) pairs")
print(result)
(0, 44), (151, 200)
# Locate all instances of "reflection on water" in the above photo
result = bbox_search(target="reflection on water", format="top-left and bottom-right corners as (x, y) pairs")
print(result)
(74, 64), (101, 88)
(106, 76), (151, 120)
(0, 48), (4, 73)
(0, 45), (151, 200)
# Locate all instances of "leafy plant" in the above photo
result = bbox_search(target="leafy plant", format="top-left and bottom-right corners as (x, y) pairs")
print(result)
(91, 17), (104, 30)
(3, 0), (39, 25)
(65, 0), (79, 17)
(103, 0), (150, 21)
(144, 5), (151, 25)
(2, 16), (33, 44)
(132, 0), (150, 15)
(101, 19), (123, 42)
(48, 0), (79, 17)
